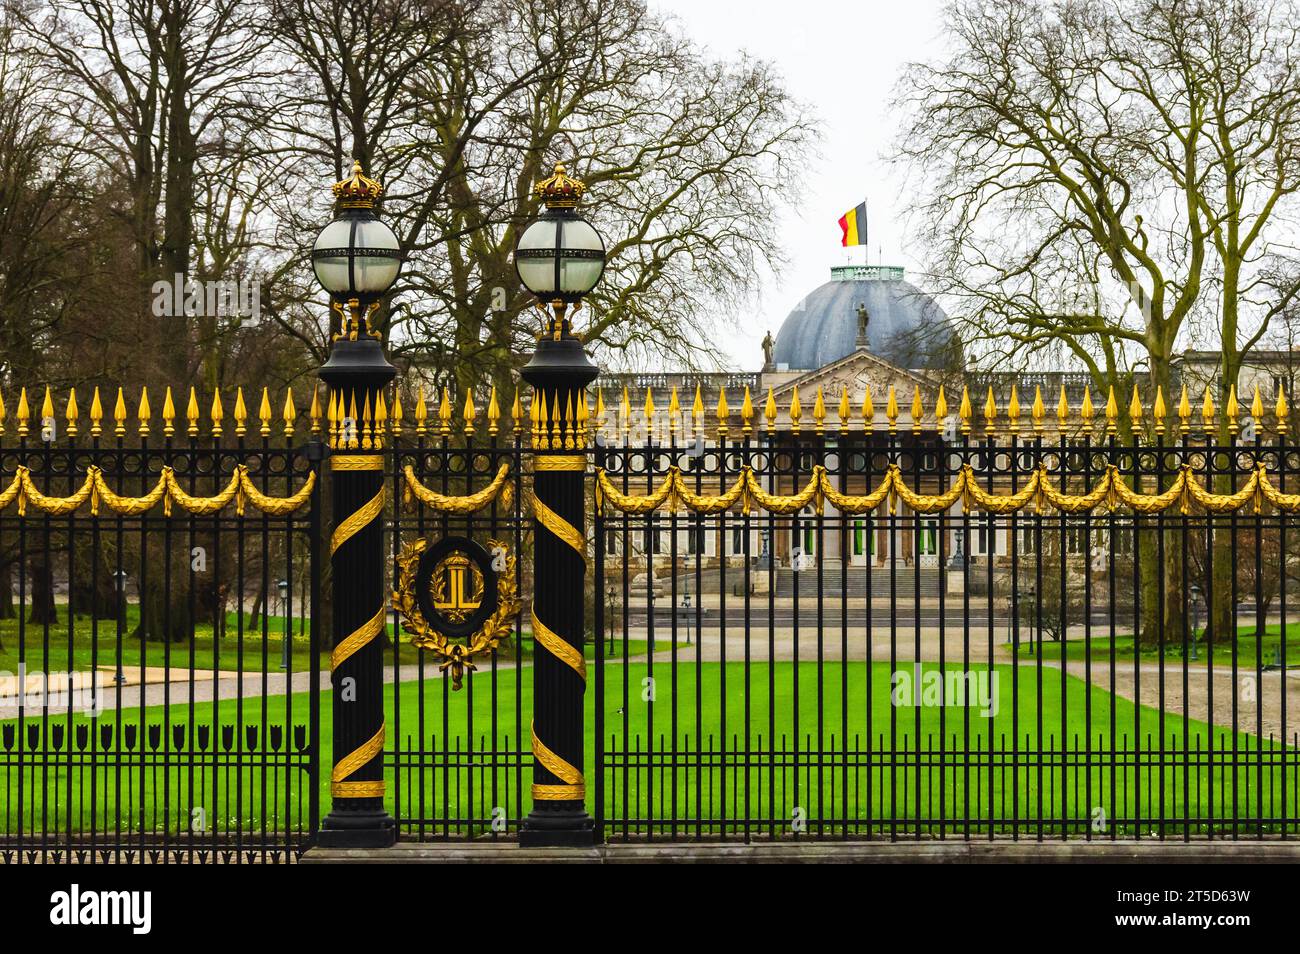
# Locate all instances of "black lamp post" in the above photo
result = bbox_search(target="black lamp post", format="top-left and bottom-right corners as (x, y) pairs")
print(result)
(515, 162), (605, 847)
(606, 585), (616, 657)
(1190, 583), (1202, 661)
(277, 578), (290, 670)
(315, 160), (400, 849)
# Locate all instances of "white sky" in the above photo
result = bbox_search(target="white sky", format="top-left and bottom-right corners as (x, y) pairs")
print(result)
(650, 0), (950, 370)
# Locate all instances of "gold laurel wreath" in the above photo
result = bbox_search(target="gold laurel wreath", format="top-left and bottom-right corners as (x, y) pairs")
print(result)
(0, 464), (314, 517)
(593, 461), (1298, 517)
(392, 537), (521, 690)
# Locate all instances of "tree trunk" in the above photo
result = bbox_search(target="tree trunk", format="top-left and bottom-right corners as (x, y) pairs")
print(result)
(27, 556), (57, 625)
(0, 561), (15, 621)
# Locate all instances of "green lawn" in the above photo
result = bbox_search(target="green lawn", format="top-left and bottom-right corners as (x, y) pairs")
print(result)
(1015, 624), (1295, 666)
(0, 605), (661, 673)
(3, 660), (1293, 840)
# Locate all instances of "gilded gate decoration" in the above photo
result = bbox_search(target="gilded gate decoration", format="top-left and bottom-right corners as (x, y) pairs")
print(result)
(392, 536), (521, 689)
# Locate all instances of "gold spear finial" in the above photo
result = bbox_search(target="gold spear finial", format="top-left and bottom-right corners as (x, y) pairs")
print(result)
(764, 386), (777, 431)
(1226, 383), (1240, 434)
(813, 386), (826, 434)
(1031, 385), (1045, 435)
(211, 387), (225, 438)
(233, 387), (248, 438)
(838, 385), (851, 433)
(258, 387), (273, 438)
(1007, 384), (1020, 434)
(1154, 385), (1166, 436)
(0, 389), (6, 437)
(41, 386), (53, 432)
(742, 385), (754, 436)
(1251, 383), (1264, 433)
(414, 383), (428, 436)
(668, 385), (681, 437)
(716, 385), (730, 438)
(90, 387), (103, 438)
(512, 387), (524, 436)
(1178, 383), (1191, 436)
(112, 387), (126, 438)
(390, 387), (403, 438)
(910, 386), (923, 433)
(1201, 384), (1215, 433)
(862, 385), (875, 430)
(137, 386), (151, 438)
(1275, 382), (1289, 434)
(14, 387), (28, 439)
(935, 384), (948, 423)
(619, 385), (631, 436)
(283, 387), (297, 437)
(438, 387), (452, 437)
(643, 386), (655, 431)
(374, 391), (388, 448)
(692, 383), (704, 434)
(309, 384), (322, 436)
(462, 387), (476, 438)
(983, 386), (997, 434)
(162, 386), (176, 438)
(1105, 385), (1118, 436)
(487, 385), (500, 437)
(1128, 383), (1142, 435)
(65, 388), (79, 438)
(594, 387), (606, 440)
(1081, 386), (1095, 428)
(361, 392), (373, 449)
(959, 385), (971, 435)
(1056, 384), (1070, 432)
(886, 385), (898, 432)
(789, 387), (802, 434)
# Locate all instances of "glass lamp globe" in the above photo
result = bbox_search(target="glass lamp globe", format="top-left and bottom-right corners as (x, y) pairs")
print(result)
(514, 163), (605, 304)
(312, 214), (402, 300)
(514, 212), (606, 303)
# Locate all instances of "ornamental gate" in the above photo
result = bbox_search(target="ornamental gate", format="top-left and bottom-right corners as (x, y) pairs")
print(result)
(3, 376), (1300, 859)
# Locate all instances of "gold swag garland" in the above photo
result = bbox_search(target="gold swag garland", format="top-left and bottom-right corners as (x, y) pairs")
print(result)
(594, 461), (1299, 517)
(402, 461), (512, 513)
(0, 464), (314, 517)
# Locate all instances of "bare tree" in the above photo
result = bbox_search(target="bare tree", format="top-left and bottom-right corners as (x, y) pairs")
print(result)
(895, 0), (1300, 641)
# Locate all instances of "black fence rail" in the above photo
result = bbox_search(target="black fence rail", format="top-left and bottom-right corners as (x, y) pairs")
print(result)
(0, 392), (322, 863)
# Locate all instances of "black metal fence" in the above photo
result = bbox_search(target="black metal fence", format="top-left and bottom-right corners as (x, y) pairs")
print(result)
(5, 387), (1300, 856)
(0, 397), (321, 862)
(591, 424), (1300, 841)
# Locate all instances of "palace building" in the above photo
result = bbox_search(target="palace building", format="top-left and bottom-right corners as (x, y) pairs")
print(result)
(594, 262), (1297, 591)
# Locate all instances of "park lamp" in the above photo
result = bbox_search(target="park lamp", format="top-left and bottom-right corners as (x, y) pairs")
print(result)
(312, 160), (402, 339)
(513, 162), (606, 338)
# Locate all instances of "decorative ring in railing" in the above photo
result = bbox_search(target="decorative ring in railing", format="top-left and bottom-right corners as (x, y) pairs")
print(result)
(0, 464), (315, 517)
(402, 461), (512, 513)
(594, 462), (1297, 516)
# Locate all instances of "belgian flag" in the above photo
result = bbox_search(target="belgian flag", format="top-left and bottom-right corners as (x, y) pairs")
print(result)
(838, 201), (868, 247)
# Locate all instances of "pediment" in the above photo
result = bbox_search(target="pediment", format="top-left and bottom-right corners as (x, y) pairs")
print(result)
(768, 349), (936, 404)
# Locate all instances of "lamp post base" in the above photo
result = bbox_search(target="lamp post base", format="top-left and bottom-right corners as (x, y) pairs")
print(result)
(316, 810), (397, 849)
(519, 806), (595, 848)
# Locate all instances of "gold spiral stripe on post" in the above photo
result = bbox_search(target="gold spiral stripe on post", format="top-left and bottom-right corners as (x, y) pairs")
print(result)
(531, 721), (584, 801)
(331, 604), (387, 671)
(330, 723), (385, 797)
(331, 454), (385, 471)
(331, 486), (385, 554)
(530, 491), (585, 559)
(533, 454), (587, 471)
(531, 607), (585, 681)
